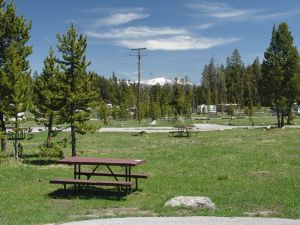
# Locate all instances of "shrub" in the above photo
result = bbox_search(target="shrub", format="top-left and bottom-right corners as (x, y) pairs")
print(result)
(39, 145), (64, 158)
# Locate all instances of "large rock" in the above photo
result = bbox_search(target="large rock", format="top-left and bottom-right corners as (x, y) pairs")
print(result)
(165, 196), (215, 210)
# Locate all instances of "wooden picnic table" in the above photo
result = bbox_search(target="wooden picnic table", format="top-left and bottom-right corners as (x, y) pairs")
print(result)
(169, 125), (195, 137)
(50, 157), (147, 198)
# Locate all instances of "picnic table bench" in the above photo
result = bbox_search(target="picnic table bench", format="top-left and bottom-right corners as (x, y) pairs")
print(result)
(50, 157), (147, 198)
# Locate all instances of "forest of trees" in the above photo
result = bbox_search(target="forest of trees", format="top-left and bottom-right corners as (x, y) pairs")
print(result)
(1, 0), (300, 158)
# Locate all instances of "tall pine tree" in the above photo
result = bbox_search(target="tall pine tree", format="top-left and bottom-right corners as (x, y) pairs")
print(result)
(57, 24), (97, 156)
(0, 0), (32, 158)
(33, 48), (65, 148)
(262, 23), (300, 127)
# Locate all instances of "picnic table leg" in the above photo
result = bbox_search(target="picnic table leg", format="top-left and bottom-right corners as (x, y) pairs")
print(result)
(125, 166), (128, 194)
(78, 165), (81, 179)
(129, 166), (132, 193)
(135, 177), (138, 191)
(78, 164), (81, 189)
(74, 164), (77, 190)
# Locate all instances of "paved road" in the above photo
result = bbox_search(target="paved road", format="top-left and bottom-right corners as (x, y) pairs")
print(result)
(24, 124), (287, 133)
(25, 124), (241, 133)
(54, 216), (300, 225)
(98, 124), (250, 133)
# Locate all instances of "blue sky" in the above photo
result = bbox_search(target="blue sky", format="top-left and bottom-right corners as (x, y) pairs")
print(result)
(14, 0), (300, 84)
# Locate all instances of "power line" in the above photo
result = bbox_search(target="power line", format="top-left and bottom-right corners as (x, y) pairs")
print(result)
(130, 48), (147, 125)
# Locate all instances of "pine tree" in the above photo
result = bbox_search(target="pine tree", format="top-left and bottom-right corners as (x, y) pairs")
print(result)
(160, 84), (172, 117)
(4, 42), (32, 160)
(251, 57), (261, 106)
(262, 23), (300, 127)
(0, 1), (32, 157)
(56, 24), (97, 156)
(97, 101), (110, 125)
(226, 49), (245, 107)
(219, 65), (227, 109)
(171, 80), (185, 119)
(33, 48), (65, 148)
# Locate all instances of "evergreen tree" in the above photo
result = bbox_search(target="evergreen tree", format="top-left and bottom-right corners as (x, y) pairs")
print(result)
(183, 82), (193, 118)
(160, 84), (172, 117)
(97, 100), (110, 125)
(56, 24), (97, 156)
(140, 87), (150, 119)
(218, 65), (227, 109)
(149, 102), (161, 120)
(225, 49), (245, 106)
(251, 57), (262, 106)
(201, 58), (219, 105)
(243, 66), (254, 111)
(118, 103), (128, 120)
(33, 48), (64, 148)
(109, 72), (118, 105)
(171, 79), (185, 118)
(0, 0), (32, 157)
(262, 23), (300, 127)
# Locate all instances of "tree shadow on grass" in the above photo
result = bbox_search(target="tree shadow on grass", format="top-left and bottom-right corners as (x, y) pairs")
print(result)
(48, 187), (126, 201)
(22, 154), (58, 166)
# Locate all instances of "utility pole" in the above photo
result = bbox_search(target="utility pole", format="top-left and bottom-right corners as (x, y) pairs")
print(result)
(131, 48), (146, 125)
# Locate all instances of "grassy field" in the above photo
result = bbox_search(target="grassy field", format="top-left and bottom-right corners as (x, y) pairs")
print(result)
(0, 128), (299, 224)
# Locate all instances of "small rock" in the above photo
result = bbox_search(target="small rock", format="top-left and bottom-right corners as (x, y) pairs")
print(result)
(165, 196), (215, 210)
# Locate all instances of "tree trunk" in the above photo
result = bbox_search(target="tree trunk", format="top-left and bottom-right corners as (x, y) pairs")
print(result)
(46, 114), (53, 148)
(0, 113), (7, 152)
(71, 123), (76, 156)
(281, 112), (285, 128)
(14, 114), (19, 160)
(287, 111), (291, 125)
(287, 102), (293, 125)
(277, 111), (281, 128)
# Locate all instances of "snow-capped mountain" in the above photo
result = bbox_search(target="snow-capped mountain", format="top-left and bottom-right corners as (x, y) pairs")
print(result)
(129, 77), (193, 86)
(141, 77), (173, 85)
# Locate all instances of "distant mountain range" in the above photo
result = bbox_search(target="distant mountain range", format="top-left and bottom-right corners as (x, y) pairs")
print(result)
(141, 77), (173, 85)
(137, 77), (192, 86)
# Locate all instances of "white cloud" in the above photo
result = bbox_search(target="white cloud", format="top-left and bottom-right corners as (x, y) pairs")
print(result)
(116, 36), (240, 51)
(95, 12), (149, 26)
(253, 10), (300, 20)
(82, 7), (145, 14)
(193, 23), (215, 30)
(87, 25), (239, 51)
(187, 2), (299, 21)
(86, 26), (189, 39)
(211, 10), (250, 19)
(187, 2), (253, 19)
(188, 3), (227, 12)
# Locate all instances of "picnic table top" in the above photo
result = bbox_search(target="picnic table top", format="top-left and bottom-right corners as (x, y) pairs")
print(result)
(57, 156), (146, 166)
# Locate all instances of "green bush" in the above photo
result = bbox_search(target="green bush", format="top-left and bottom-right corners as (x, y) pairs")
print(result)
(39, 145), (64, 158)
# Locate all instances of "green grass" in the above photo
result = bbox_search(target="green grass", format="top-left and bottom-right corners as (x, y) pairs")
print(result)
(0, 128), (299, 224)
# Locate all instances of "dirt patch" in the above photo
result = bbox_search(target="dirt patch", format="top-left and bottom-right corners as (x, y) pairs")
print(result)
(69, 207), (158, 220)
(250, 170), (271, 176)
(258, 139), (276, 143)
(244, 208), (280, 217)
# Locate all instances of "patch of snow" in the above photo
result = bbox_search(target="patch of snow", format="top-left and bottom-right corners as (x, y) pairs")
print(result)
(141, 77), (173, 85)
